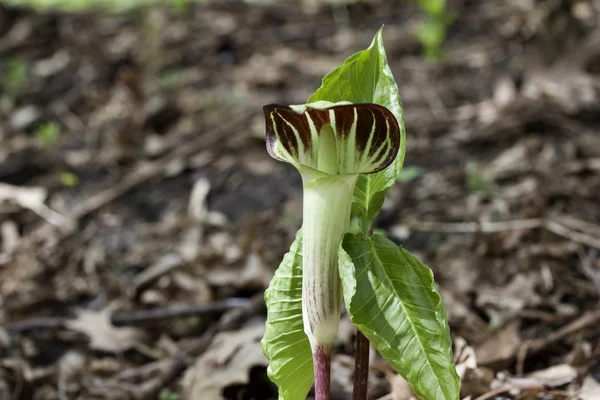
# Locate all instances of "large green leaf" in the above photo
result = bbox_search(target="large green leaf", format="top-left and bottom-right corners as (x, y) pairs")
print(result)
(340, 233), (460, 400)
(261, 230), (313, 400)
(308, 27), (407, 233)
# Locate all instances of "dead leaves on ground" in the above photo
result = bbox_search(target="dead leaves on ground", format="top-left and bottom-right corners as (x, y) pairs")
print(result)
(182, 323), (268, 399)
(2, 1), (600, 399)
(66, 305), (144, 354)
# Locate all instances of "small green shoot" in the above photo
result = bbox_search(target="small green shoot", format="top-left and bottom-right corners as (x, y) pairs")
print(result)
(416, 0), (454, 62)
(158, 390), (181, 400)
(397, 165), (425, 183)
(3, 58), (29, 99)
(466, 163), (494, 193)
(170, 0), (188, 12)
(156, 70), (182, 89)
(36, 122), (61, 148)
(60, 172), (79, 188)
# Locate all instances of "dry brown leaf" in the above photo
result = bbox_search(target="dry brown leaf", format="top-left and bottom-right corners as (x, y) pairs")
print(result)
(480, 144), (529, 181)
(9, 105), (40, 130)
(182, 323), (267, 399)
(331, 354), (355, 399)
(66, 305), (143, 353)
(475, 321), (521, 367)
(0, 183), (69, 228)
(580, 375), (600, 400)
(526, 364), (577, 387)
(205, 252), (270, 289)
(477, 274), (541, 327)
(455, 337), (494, 397)
(493, 75), (517, 109)
(436, 246), (479, 296)
(240, 253), (272, 288)
(523, 68), (598, 114)
(0, 220), (20, 262)
(455, 337), (477, 380)
(188, 178), (210, 222)
(0, 183), (44, 211)
(386, 372), (418, 400)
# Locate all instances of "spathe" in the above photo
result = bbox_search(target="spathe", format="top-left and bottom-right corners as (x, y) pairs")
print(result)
(263, 100), (401, 382)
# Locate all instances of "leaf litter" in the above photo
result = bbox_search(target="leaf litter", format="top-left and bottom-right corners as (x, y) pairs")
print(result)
(66, 304), (145, 354)
(1, 1), (600, 399)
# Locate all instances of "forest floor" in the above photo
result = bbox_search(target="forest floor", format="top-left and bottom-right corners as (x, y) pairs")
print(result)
(1, 1), (600, 399)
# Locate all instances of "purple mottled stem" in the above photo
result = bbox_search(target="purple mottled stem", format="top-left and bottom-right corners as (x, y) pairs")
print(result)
(314, 345), (331, 400)
(354, 228), (374, 400)
(352, 330), (369, 400)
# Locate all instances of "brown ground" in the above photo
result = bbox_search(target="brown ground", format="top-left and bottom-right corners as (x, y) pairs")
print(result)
(1, 1), (600, 399)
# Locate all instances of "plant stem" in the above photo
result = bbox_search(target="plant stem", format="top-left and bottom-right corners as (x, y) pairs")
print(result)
(353, 227), (372, 400)
(314, 345), (332, 400)
(353, 329), (370, 400)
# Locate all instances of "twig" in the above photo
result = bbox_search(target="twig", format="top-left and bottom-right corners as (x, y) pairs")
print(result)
(135, 354), (187, 400)
(5, 298), (248, 334)
(0, 377), (10, 400)
(5, 317), (66, 334)
(129, 253), (184, 298)
(115, 358), (172, 382)
(578, 247), (600, 296)
(179, 291), (267, 358)
(545, 220), (600, 250)
(353, 330), (370, 400)
(527, 308), (600, 353)
(406, 216), (600, 248)
(515, 340), (530, 377)
(549, 390), (579, 399)
(110, 298), (248, 326)
(558, 215), (600, 237)
(474, 382), (545, 400)
(406, 218), (542, 233)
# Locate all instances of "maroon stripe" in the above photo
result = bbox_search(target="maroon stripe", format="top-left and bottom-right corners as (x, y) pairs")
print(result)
(263, 103), (401, 172)
(264, 105), (312, 155)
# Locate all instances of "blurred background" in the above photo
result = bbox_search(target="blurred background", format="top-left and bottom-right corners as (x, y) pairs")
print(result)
(1, 0), (600, 399)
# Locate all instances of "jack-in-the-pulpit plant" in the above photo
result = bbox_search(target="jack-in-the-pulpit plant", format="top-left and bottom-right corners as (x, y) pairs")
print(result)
(262, 28), (460, 400)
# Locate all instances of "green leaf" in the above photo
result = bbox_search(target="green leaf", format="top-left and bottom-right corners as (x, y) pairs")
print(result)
(340, 233), (460, 400)
(308, 27), (406, 233)
(261, 230), (313, 400)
